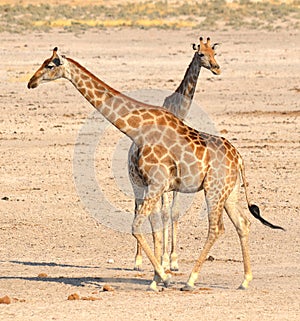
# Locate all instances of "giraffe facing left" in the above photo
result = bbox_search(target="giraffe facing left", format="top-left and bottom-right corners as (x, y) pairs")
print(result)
(28, 47), (284, 292)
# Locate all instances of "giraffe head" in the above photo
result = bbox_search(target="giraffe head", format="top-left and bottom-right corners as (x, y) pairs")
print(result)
(28, 47), (66, 89)
(192, 37), (221, 75)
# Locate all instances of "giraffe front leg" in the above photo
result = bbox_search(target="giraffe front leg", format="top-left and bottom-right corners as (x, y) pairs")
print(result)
(149, 205), (164, 290)
(170, 191), (180, 271)
(134, 243), (143, 271)
(170, 221), (179, 271)
(132, 198), (171, 291)
(161, 193), (171, 270)
(133, 231), (171, 291)
(149, 229), (164, 292)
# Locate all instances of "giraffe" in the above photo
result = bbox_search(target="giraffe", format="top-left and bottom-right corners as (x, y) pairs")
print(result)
(131, 36), (221, 271)
(28, 48), (284, 292)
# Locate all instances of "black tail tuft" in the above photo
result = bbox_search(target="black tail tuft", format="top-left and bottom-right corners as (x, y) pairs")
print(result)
(248, 204), (285, 231)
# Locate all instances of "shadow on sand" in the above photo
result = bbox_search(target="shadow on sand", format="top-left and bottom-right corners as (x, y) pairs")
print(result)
(0, 260), (150, 288)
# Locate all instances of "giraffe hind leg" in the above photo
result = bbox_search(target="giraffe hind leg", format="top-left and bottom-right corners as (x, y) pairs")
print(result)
(224, 185), (253, 290)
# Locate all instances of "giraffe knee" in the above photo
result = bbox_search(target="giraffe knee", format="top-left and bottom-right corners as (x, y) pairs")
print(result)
(218, 220), (225, 236)
(171, 207), (180, 222)
(208, 226), (222, 241)
(149, 212), (163, 233)
(161, 206), (170, 224)
(132, 214), (147, 235)
(208, 219), (225, 239)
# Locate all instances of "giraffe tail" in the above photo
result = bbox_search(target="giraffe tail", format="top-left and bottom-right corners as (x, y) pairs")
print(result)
(238, 156), (285, 231)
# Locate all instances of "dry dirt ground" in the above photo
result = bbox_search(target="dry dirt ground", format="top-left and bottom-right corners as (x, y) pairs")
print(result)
(0, 28), (299, 320)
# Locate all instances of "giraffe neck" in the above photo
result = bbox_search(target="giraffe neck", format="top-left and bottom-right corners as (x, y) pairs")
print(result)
(64, 57), (156, 140)
(163, 53), (201, 120)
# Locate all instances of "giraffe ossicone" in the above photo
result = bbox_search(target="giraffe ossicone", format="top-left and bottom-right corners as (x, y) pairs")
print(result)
(28, 46), (284, 292)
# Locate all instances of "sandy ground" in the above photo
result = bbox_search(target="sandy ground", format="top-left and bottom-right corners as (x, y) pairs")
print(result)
(0, 28), (299, 320)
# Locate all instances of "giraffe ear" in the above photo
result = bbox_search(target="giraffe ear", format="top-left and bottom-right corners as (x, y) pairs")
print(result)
(212, 43), (221, 50)
(52, 47), (65, 66)
(192, 43), (197, 50)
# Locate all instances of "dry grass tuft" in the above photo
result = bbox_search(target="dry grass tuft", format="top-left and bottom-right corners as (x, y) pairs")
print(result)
(0, 1), (299, 32)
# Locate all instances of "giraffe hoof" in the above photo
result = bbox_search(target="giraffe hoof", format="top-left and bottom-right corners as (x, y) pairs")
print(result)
(163, 275), (172, 288)
(180, 284), (195, 292)
(133, 266), (142, 271)
(237, 284), (248, 290)
(147, 285), (159, 292)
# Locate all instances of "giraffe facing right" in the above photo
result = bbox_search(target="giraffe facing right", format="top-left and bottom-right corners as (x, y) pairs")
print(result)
(28, 47), (284, 292)
(131, 36), (221, 271)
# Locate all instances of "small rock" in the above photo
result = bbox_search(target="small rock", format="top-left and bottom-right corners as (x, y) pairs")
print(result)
(220, 129), (228, 134)
(67, 293), (80, 300)
(107, 258), (114, 264)
(0, 295), (11, 304)
(38, 273), (48, 278)
(102, 284), (114, 292)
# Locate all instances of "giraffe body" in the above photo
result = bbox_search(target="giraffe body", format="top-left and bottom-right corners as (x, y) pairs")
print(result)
(28, 48), (284, 291)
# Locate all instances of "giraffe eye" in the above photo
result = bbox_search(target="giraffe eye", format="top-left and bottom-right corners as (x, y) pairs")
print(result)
(46, 65), (54, 70)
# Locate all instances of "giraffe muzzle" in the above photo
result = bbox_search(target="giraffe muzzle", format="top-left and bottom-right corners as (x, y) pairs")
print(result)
(27, 77), (38, 89)
(211, 65), (221, 75)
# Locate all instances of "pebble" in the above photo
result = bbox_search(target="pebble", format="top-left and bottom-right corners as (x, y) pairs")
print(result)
(102, 284), (114, 292)
(67, 293), (80, 300)
(0, 295), (11, 304)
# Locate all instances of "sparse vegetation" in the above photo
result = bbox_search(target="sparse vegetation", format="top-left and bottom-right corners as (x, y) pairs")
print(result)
(0, 0), (299, 33)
